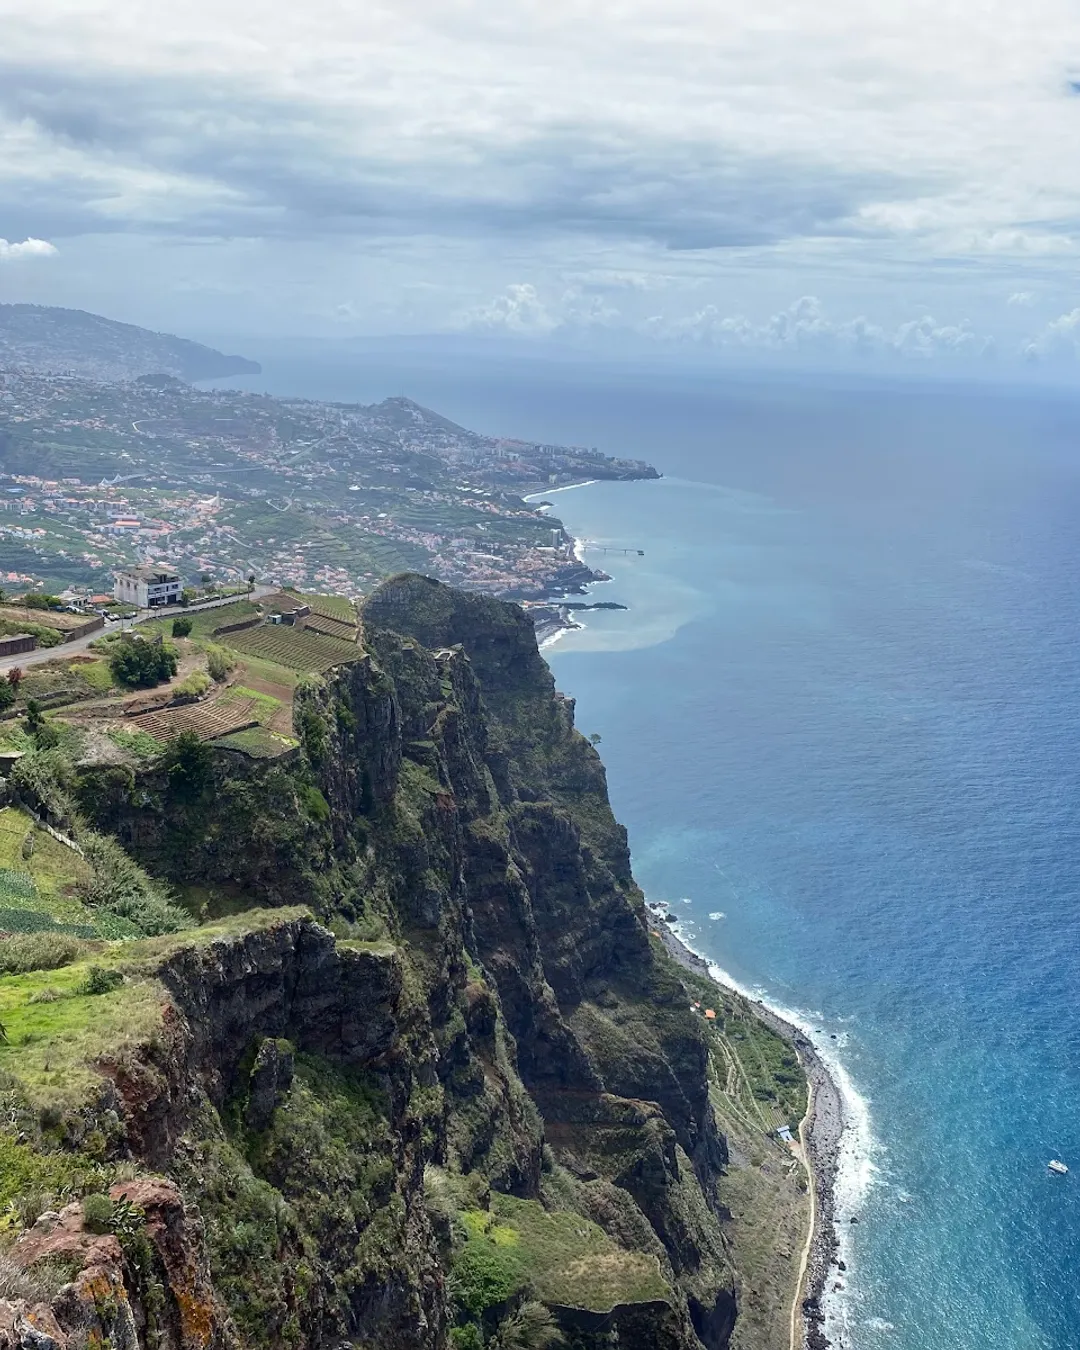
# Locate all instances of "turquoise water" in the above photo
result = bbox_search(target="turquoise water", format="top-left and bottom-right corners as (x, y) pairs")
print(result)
(239, 350), (1080, 1349)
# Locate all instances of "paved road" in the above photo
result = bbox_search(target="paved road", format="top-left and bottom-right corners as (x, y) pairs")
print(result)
(0, 585), (278, 676)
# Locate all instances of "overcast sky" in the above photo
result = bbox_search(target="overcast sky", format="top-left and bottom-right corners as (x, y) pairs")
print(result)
(4, 0), (1080, 372)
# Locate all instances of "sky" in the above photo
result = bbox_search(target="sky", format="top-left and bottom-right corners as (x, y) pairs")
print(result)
(3, 0), (1080, 374)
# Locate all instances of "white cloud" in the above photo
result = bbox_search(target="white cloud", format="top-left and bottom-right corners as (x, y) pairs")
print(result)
(1022, 307), (1080, 360)
(459, 288), (997, 363)
(460, 284), (620, 336)
(650, 296), (994, 361)
(0, 236), (56, 261)
(2, 0), (1080, 352)
(1008, 291), (1036, 306)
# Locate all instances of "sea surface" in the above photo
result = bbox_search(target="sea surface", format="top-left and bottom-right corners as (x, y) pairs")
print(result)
(234, 345), (1080, 1350)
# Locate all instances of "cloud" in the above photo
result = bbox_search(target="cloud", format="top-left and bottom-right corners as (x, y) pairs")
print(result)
(1022, 307), (1080, 360)
(459, 288), (996, 362)
(648, 295), (995, 361)
(4, 0), (1080, 349)
(0, 236), (56, 261)
(460, 283), (620, 335)
(1008, 291), (1036, 306)
(0, 61), (903, 252)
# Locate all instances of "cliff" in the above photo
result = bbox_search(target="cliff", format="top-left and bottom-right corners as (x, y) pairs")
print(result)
(0, 575), (807, 1350)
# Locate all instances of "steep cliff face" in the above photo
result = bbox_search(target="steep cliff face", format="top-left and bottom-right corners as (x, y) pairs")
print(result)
(0, 575), (803, 1350)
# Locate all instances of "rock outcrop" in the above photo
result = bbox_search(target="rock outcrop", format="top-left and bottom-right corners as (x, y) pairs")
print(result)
(1, 574), (787, 1350)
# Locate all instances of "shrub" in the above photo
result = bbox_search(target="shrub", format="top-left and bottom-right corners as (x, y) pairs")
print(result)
(0, 680), (15, 712)
(450, 1328), (484, 1350)
(499, 1303), (563, 1350)
(0, 932), (80, 975)
(109, 638), (178, 689)
(82, 966), (124, 996)
(10, 748), (76, 824)
(452, 1241), (525, 1316)
(205, 643), (236, 682)
(82, 1193), (114, 1234)
(76, 830), (188, 936)
(173, 669), (211, 699)
(0, 1254), (75, 1303)
(171, 616), (193, 638)
(162, 731), (214, 803)
(298, 707), (328, 766)
(299, 784), (330, 822)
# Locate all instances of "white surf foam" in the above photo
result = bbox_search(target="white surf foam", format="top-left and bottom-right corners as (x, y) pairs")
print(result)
(666, 920), (881, 1347)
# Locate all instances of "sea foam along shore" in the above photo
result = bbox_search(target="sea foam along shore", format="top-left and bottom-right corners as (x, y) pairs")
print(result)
(526, 481), (598, 650)
(656, 916), (874, 1350)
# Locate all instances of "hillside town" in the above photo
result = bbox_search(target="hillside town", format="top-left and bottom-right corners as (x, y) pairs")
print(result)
(0, 366), (656, 602)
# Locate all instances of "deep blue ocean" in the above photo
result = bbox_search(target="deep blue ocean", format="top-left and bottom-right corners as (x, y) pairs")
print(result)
(229, 344), (1080, 1350)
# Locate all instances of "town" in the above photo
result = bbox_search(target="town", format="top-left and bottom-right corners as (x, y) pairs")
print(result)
(0, 367), (656, 605)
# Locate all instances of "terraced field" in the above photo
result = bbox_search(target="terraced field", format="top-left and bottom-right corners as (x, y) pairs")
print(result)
(130, 697), (258, 743)
(222, 624), (359, 672)
(301, 592), (357, 624)
(304, 612), (358, 641)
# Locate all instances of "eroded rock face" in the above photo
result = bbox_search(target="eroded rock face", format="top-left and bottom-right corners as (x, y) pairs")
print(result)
(4, 1182), (233, 1350)
(60, 575), (740, 1350)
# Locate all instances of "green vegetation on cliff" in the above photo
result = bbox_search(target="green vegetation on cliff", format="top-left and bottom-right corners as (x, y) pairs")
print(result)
(0, 575), (808, 1350)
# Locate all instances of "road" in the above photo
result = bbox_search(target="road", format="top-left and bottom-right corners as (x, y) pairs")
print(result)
(0, 585), (278, 676)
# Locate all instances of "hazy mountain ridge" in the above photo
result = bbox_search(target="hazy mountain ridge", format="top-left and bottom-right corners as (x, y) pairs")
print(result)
(0, 304), (261, 383)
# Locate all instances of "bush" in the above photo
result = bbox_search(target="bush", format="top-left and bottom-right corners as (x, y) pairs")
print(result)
(0, 932), (81, 975)
(76, 830), (189, 936)
(173, 669), (211, 699)
(452, 1242), (525, 1317)
(0, 680), (15, 712)
(109, 638), (178, 689)
(82, 1193), (114, 1234)
(162, 731), (214, 803)
(171, 616), (193, 638)
(205, 643), (236, 682)
(299, 784), (330, 822)
(82, 966), (124, 995)
(450, 1328), (484, 1350)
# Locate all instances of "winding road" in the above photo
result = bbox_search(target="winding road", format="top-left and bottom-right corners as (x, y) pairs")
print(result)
(0, 585), (277, 675)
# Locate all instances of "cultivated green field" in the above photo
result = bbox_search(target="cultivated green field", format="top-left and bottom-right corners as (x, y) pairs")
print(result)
(221, 624), (359, 673)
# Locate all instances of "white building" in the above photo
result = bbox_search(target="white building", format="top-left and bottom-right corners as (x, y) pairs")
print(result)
(113, 566), (182, 608)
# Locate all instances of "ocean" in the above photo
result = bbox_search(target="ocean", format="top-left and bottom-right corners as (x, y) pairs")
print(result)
(233, 345), (1080, 1350)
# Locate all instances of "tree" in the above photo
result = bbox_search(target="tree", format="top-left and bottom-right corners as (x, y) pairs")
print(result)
(7, 667), (23, 693)
(109, 638), (178, 689)
(24, 699), (44, 733)
(171, 616), (193, 638)
(0, 680), (14, 712)
(162, 730), (214, 804)
(200, 573), (212, 586)
(247, 573), (256, 592)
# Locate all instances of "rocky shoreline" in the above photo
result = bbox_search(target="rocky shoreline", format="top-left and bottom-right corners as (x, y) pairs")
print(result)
(657, 924), (843, 1350)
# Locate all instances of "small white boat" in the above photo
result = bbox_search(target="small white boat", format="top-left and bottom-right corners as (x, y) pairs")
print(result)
(1048, 1160), (1069, 1175)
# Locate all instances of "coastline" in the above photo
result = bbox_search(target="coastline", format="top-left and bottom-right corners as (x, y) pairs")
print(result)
(525, 480), (600, 650)
(657, 920), (843, 1350)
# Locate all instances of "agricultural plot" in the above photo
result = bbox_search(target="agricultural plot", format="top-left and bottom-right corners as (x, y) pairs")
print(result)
(304, 613), (358, 642)
(130, 697), (258, 743)
(302, 592), (357, 624)
(222, 624), (359, 673)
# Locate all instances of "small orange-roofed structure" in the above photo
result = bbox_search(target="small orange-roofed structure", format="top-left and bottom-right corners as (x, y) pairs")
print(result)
(704, 1009), (717, 1020)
